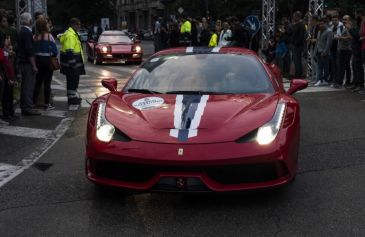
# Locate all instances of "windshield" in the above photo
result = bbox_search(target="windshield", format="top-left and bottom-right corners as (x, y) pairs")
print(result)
(98, 35), (132, 44)
(125, 54), (274, 94)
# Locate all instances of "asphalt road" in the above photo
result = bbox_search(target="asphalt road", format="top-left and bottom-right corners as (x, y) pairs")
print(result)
(1, 43), (365, 236)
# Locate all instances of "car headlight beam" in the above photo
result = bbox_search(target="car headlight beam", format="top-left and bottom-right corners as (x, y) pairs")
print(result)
(256, 103), (286, 145)
(96, 102), (115, 143)
(135, 46), (141, 53)
(101, 46), (108, 53)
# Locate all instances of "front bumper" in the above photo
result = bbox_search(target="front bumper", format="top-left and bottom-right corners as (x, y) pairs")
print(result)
(98, 53), (142, 63)
(86, 135), (298, 192)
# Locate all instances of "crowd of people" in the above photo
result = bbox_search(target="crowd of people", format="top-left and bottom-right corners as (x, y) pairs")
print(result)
(0, 9), (85, 126)
(263, 9), (365, 94)
(152, 15), (251, 52)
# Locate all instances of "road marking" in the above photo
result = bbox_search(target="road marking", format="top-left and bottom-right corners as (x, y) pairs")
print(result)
(53, 96), (68, 102)
(80, 93), (97, 99)
(69, 105), (80, 111)
(0, 126), (53, 138)
(85, 66), (121, 77)
(53, 77), (65, 86)
(0, 118), (74, 188)
(51, 84), (66, 90)
(104, 65), (136, 74)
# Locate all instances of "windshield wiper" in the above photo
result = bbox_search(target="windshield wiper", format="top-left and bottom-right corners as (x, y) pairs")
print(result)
(165, 90), (231, 95)
(127, 88), (162, 94)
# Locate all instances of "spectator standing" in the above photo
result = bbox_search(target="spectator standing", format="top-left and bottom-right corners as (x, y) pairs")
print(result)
(1, 34), (17, 122)
(153, 17), (161, 52)
(328, 15), (343, 84)
(308, 15), (320, 82)
(17, 12), (40, 115)
(179, 15), (192, 46)
(335, 15), (352, 88)
(208, 26), (218, 47)
(347, 14), (364, 92)
(290, 11), (306, 78)
(4, 15), (17, 53)
(359, 9), (365, 95)
(230, 17), (249, 48)
(59, 18), (85, 105)
(218, 22), (232, 47)
(314, 18), (333, 86)
(168, 21), (180, 48)
(274, 33), (288, 71)
(33, 18), (58, 110)
(199, 19), (210, 46)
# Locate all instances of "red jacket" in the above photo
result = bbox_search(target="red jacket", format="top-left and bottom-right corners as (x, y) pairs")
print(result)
(0, 48), (15, 81)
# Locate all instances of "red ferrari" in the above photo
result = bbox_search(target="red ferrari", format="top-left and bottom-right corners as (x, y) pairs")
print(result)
(86, 47), (308, 192)
(86, 30), (143, 65)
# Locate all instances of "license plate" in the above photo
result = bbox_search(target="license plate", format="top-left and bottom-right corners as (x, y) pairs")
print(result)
(120, 60), (126, 64)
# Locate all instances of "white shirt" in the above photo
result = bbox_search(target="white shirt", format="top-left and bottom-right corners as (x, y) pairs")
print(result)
(218, 29), (232, 46)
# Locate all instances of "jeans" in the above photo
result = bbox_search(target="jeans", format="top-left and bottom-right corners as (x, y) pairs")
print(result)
(317, 54), (330, 82)
(20, 64), (36, 111)
(33, 57), (54, 105)
(337, 49), (352, 85)
(66, 73), (80, 98)
(310, 48), (318, 81)
(2, 81), (14, 117)
(353, 54), (364, 88)
(292, 46), (303, 77)
(329, 50), (337, 83)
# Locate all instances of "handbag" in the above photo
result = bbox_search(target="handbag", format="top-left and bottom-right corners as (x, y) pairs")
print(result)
(48, 34), (60, 70)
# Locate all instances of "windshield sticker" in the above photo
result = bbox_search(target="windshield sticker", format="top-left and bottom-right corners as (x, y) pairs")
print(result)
(132, 97), (165, 110)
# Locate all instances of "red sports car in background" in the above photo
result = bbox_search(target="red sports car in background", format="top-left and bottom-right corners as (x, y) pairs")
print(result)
(85, 47), (308, 192)
(86, 30), (143, 65)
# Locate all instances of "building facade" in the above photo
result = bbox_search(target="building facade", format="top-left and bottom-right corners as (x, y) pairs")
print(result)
(116, 0), (165, 31)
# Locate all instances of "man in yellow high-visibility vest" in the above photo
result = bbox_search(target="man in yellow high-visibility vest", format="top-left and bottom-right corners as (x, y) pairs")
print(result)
(179, 15), (191, 46)
(59, 18), (85, 105)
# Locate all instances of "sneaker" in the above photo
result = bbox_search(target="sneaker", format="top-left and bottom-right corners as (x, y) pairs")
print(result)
(347, 85), (357, 90)
(44, 104), (55, 110)
(0, 118), (9, 126)
(314, 81), (322, 87)
(322, 81), (329, 86)
(333, 84), (342, 89)
(68, 97), (82, 105)
(352, 87), (362, 93)
(358, 89), (365, 95)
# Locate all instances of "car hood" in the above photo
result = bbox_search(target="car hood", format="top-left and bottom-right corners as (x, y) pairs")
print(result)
(105, 93), (279, 144)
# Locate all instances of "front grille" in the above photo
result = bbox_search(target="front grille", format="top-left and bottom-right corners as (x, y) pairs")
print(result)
(207, 163), (279, 185)
(113, 54), (131, 59)
(90, 160), (287, 185)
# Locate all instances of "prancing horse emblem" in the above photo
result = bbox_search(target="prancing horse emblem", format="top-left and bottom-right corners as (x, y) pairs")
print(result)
(178, 148), (184, 156)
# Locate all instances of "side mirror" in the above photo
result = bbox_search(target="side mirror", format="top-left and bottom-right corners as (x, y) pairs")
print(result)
(102, 78), (117, 92)
(287, 79), (308, 95)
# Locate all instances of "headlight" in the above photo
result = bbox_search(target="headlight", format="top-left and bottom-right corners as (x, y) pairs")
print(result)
(134, 46), (141, 53)
(101, 46), (108, 53)
(256, 103), (286, 145)
(96, 102), (115, 142)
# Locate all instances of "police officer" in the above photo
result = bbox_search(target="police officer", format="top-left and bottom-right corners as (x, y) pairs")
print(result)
(59, 18), (85, 105)
(179, 15), (192, 46)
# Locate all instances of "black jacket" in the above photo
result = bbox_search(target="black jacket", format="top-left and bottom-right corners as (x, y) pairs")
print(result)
(17, 26), (34, 64)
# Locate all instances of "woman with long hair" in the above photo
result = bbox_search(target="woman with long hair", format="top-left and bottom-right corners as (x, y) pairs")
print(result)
(33, 18), (58, 110)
